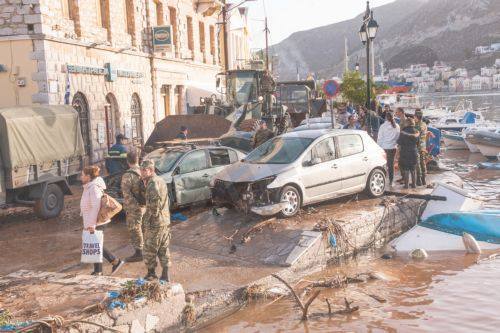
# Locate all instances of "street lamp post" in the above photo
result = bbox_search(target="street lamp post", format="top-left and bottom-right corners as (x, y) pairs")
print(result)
(358, 1), (379, 109)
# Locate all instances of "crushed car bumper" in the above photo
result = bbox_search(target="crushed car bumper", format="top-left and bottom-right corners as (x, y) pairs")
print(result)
(250, 201), (289, 216)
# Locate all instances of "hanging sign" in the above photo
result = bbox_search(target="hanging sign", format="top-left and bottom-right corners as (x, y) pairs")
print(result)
(152, 26), (173, 52)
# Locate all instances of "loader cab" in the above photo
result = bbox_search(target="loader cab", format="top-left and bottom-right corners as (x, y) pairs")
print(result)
(223, 70), (263, 107)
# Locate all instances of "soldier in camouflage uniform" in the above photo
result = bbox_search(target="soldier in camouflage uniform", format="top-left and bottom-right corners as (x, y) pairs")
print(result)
(414, 109), (428, 186)
(121, 150), (146, 262)
(140, 160), (171, 282)
(252, 121), (275, 148)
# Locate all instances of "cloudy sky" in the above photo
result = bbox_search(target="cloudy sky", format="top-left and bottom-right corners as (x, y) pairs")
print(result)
(232, 0), (396, 49)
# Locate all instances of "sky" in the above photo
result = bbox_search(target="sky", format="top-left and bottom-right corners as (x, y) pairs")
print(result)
(231, 0), (396, 49)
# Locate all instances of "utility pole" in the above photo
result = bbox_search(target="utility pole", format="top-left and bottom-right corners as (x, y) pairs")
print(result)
(264, 17), (270, 71)
(222, 3), (229, 71)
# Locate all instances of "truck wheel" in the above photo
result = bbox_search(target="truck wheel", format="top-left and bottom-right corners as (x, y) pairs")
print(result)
(34, 184), (64, 219)
(279, 185), (301, 218)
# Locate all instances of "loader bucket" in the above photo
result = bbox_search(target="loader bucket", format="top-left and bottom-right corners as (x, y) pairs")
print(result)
(145, 114), (232, 151)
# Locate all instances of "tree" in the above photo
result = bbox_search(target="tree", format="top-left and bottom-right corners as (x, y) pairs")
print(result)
(340, 71), (366, 106)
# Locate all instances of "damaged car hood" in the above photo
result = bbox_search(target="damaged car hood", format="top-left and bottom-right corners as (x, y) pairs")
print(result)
(215, 162), (294, 183)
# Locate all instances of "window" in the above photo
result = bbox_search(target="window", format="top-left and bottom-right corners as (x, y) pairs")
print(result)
(61, 0), (71, 19)
(187, 16), (194, 51)
(228, 149), (238, 163)
(150, 150), (184, 174)
(337, 135), (364, 157)
(311, 138), (336, 163)
(209, 149), (231, 167)
(199, 21), (205, 53)
(153, 0), (164, 26)
(168, 7), (178, 55)
(125, 0), (135, 36)
(209, 25), (215, 56)
(179, 150), (208, 174)
(96, 0), (109, 31)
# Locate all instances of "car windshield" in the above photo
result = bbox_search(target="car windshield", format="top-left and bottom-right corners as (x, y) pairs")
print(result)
(147, 149), (185, 174)
(245, 137), (314, 164)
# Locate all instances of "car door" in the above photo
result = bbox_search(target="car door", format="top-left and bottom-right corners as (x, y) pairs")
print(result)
(335, 134), (367, 192)
(301, 137), (342, 200)
(207, 148), (234, 181)
(173, 149), (211, 205)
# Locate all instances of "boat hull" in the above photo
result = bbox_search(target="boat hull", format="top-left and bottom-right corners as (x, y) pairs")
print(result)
(464, 138), (480, 153)
(476, 143), (500, 159)
(391, 210), (500, 252)
(442, 131), (467, 150)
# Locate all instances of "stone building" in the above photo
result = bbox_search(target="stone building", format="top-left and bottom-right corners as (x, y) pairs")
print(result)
(0, 0), (223, 163)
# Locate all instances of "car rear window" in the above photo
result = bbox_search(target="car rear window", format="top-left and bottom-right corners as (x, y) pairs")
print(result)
(337, 134), (364, 157)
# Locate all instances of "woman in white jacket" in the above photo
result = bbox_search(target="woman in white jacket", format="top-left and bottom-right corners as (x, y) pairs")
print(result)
(80, 166), (124, 276)
(377, 112), (400, 186)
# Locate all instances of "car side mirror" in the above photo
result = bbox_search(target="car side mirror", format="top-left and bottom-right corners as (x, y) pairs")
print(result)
(311, 157), (322, 166)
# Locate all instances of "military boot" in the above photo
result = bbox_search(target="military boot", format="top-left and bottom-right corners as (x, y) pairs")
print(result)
(402, 171), (409, 189)
(160, 267), (170, 283)
(144, 268), (157, 281)
(126, 249), (143, 263)
(421, 174), (427, 186)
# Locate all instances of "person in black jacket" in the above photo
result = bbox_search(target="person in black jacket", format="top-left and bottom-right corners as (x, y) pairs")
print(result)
(397, 118), (419, 189)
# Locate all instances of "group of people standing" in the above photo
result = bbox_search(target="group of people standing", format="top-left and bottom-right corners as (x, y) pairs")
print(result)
(377, 107), (429, 189)
(80, 149), (172, 282)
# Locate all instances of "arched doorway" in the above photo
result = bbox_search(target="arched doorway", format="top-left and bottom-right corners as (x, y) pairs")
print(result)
(130, 93), (143, 146)
(72, 92), (92, 160)
(105, 93), (119, 148)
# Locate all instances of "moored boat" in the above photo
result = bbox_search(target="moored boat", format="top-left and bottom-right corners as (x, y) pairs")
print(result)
(442, 130), (467, 150)
(466, 129), (500, 160)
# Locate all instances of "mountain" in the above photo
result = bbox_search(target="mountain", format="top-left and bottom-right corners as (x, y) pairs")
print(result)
(271, 0), (500, 80)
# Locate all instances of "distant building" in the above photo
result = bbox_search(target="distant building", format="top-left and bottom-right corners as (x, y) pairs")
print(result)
(475, 46), (492, 55)
(455, 68), (468, 78)
(481, 67), (498, 77)
(493, 74), (500, 89)
(491, 43), (500, 52)
(225, 6), (251, 70)
(471, 75), (493, 91)
(495, 59), (500, 68)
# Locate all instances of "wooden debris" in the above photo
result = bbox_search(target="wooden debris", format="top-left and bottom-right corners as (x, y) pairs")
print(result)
(323, 298), (359, 316)
(240, 218), (277, 244)
(271, 274), (321, 320)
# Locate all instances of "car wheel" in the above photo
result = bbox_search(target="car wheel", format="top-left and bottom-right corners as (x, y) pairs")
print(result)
(34, 184), (64, 219)
(279, 185), (301, 218)
(365, 169), (386, 198)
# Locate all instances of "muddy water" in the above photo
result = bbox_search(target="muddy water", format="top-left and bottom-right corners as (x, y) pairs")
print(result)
(203, 153), (500, 332)
(203, 252), (500, 333)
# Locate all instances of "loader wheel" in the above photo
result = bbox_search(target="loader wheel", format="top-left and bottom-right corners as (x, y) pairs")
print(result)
(238, 119), (261, 132)
(34, 184), (64, 219)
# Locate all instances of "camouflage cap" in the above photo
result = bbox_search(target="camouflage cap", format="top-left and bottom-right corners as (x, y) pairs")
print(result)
(140, 159), (155, 170)
(415, 109), (423, 117)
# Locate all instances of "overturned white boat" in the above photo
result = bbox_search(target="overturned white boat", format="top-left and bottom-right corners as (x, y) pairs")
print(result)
(390, 183), (498, 252)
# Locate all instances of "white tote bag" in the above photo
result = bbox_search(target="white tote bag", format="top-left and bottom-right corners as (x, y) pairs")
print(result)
(81, 230), (104, 263)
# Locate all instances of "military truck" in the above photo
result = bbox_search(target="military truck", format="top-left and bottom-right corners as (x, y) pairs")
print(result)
(0, 105), (85, 219)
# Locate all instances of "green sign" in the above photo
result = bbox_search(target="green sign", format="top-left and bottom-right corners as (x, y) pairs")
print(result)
(153, 26), (173, 52)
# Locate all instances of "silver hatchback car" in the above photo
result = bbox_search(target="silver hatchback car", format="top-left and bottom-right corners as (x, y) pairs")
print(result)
(211, 129), (387, 217)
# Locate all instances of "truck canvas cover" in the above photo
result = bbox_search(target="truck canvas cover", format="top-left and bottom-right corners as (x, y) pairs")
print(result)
(0, 105), (85, 169)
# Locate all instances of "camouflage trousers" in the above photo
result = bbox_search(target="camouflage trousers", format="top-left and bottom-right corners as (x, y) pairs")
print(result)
(416, 149), (427, 181)
(126, 209), (144, 251)
(144, 226), (171, 270)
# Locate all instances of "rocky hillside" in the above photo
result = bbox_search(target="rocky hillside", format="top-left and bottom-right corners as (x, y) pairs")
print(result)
(272, 0), (500, 80)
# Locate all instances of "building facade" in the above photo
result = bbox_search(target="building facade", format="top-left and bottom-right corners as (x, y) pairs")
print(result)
(0, 0), (224, 163)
